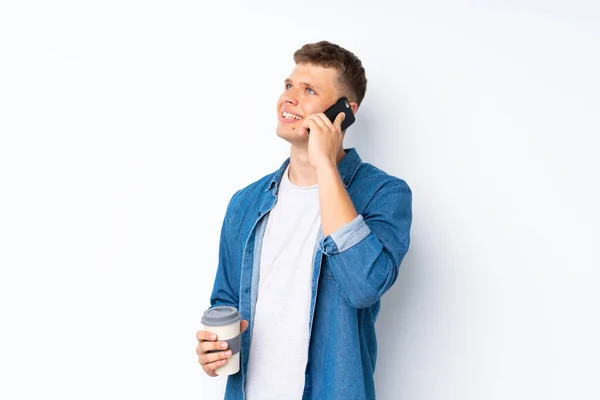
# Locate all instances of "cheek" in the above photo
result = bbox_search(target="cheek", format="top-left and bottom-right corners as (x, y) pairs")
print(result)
(277, 92), (288, 103)
(304, 101), (323, 116)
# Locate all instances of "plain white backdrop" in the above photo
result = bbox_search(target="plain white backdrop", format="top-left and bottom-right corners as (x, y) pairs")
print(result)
(1, 1), (599, 399)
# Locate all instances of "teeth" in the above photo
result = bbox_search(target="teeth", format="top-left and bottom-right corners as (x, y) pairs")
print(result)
(283, 112), (302, 120)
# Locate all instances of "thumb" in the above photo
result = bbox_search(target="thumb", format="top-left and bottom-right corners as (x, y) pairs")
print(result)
(240, 319), (249, 333)
(334, 112), (345, 131)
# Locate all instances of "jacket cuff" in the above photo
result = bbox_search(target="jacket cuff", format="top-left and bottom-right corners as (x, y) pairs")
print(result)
(320, 215), (372, 255)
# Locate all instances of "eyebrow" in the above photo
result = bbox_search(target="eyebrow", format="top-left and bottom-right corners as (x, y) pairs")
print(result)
(284, 78), (321, 90)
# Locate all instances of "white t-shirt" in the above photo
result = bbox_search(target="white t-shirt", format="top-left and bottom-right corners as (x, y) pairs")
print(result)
(245, 165), (321, 400)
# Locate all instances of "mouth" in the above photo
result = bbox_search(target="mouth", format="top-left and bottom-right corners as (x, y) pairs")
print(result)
(280, 111), (303, 121)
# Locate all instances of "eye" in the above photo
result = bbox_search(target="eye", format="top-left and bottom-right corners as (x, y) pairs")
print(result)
(306, 87), (315, 95)
(285, 83), (292, 90)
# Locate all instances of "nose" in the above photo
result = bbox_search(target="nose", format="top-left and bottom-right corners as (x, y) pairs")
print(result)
(282, 90), (299, 106)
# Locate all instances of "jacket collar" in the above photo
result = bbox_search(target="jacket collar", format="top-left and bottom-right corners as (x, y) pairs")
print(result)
(266, 148), (362, 193)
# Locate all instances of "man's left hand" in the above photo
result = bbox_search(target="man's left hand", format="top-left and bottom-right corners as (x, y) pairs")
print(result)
(299, 112), (345, 170)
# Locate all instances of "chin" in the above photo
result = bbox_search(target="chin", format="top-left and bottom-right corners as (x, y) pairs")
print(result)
(276, 126), (304, 143)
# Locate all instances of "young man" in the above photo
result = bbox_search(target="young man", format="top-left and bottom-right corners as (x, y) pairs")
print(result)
(196, 41), (412, 399)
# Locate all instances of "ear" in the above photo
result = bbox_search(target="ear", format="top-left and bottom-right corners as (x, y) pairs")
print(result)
(349, 101), (359, 115)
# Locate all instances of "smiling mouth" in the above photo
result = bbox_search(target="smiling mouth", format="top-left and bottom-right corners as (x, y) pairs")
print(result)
(282, 111), (303, 120)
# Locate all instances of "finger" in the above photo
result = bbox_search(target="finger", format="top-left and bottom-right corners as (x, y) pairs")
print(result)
(196, 341), (227, 356)
(202, 358), (226, 377)
(301, 118), (325, 138)
(204, 358), (228, 374)
(201, 340), (230, 353)
(196, 330), (217, 342)
(202, 349), (233, 365)
(240, 320), (249, 333)
(301, 115), (325, 132)
(299, 118), (315, 138)
(314, 113), (335, 130)
(299, 125), (309, 137)
(310, 113), (328, 130)
(333, 112), (345, 132)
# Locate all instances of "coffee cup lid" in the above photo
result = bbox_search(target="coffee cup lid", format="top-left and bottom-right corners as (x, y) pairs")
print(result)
(201, 306), (242, 327)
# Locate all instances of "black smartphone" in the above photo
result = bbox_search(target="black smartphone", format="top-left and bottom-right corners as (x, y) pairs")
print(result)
(307, 97), (355, 134)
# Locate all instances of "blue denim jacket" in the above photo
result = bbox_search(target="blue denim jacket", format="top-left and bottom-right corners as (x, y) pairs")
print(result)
(210, 148), (412, 399)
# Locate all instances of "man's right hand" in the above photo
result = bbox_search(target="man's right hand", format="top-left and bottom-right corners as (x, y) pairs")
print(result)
(196, 320), (249, 377)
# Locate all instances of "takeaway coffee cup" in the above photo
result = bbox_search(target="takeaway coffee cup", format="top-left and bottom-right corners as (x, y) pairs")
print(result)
(201, 306), (242, 376)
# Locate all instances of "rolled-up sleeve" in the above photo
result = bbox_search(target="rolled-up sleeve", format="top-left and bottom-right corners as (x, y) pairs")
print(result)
(320, 215), (372, 255)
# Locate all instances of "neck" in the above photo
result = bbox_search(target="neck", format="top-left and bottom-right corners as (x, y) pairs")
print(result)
(288, 144), (346, 186)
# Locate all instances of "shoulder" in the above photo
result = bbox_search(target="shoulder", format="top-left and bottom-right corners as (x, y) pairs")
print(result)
(223, 168), (280, 223)
(229, 170), (276, 204)
(355, 161), (411, 195)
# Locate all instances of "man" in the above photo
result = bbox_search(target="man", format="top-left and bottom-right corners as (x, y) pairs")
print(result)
(196, 41), (412, 399)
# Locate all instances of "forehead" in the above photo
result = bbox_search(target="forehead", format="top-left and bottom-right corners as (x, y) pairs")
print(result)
(286, 63), (340, 89)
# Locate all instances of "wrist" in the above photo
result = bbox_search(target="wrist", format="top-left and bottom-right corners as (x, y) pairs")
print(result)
(315, 162), (339, 181)
(315, 160), (337, 173)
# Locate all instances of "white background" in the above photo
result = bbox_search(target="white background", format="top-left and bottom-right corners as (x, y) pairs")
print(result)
(1, 1), (599, 399)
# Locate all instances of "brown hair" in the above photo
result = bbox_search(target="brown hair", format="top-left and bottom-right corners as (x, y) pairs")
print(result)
(293, 41), (367, 107)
